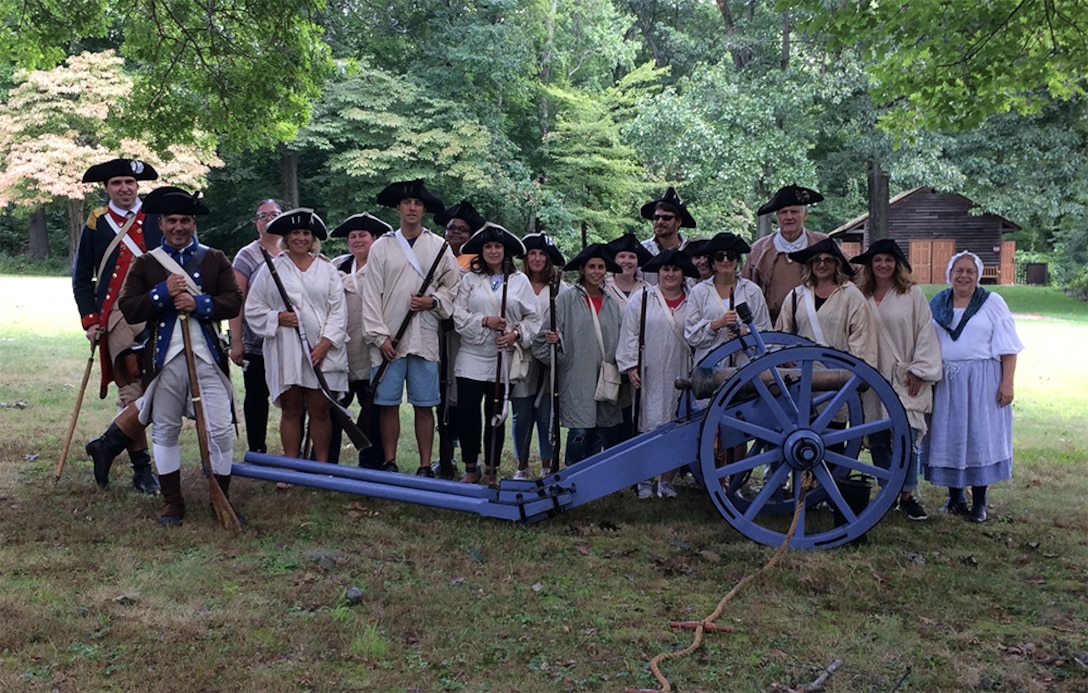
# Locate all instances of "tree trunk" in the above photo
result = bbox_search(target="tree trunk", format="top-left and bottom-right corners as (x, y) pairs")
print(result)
(281, 149), (299, 208)
(538, 0), (557, 139)
(867, 159), (890, 242)
(780, 11), (791, 70)
(28, 206), (49, 259)
(67, 198), (85, 266)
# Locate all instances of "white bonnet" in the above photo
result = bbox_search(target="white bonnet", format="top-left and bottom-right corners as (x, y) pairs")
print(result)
(946, 251), (984, 284)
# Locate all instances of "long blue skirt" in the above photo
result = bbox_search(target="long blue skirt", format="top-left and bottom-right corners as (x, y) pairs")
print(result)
(921, 359), (1013, 488)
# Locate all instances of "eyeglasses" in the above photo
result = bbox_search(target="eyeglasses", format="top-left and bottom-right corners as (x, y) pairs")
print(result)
(713, 251), (739, 262)
(255, 211), (280, 222)
(652, 214), (675, 222)
(811, 256), (837, 266)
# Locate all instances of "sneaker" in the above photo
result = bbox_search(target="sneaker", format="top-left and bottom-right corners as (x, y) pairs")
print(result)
(512, 469), (531, 481)
(636, 482), (654, 499)
(415, 466), (435, 478)
(899, 495), (928, 521)
(657, 481), (678, 498)
(382, 461), (400, 473)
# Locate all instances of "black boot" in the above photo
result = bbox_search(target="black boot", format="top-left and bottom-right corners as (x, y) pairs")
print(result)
(129, 449), (160, 494)
(85, 423), (134, 489)
(158, 471), (185, 526)
(969, 485), (988, 523)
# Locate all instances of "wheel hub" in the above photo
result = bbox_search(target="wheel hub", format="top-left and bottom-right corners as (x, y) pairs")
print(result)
(783, 429), (825, 470)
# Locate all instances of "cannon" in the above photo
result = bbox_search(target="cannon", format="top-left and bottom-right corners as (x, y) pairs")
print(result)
(232, 306), (911, 550)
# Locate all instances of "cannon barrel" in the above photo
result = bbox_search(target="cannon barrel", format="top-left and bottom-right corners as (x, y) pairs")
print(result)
(676, 366), (864, 400)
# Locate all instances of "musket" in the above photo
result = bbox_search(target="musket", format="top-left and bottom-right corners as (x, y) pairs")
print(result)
(179, 312), (242, 530)
(632, 288), (648, 436)
(259, 247), (370, 451)
(486, 271), (510, 484)
(54, 334), (98, 486)
(547, 274), (561, 467)
(436, 317), (456, 478)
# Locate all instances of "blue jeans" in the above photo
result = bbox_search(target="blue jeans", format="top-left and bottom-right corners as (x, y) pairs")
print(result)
(512, 394), (554, 463)
(870, 427), (920, 493)
(565, 425), (622, 467)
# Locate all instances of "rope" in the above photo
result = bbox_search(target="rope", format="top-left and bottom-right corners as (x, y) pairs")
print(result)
(641, 470), (816, 693)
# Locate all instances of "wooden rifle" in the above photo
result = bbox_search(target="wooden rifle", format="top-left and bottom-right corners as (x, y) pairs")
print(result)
(54, 334), (98, 486)
(547, 274), (561, 469)
(632, 287), (648, 436)
(179, 312), (242, 530)
(486, 271), (510, 484)
(258, 247), (370, 450)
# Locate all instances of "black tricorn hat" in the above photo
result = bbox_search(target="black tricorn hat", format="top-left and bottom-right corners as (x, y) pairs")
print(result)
(330, 213), (393, 239)
(563, 243), (621, 273)
(699, 232), (752, 257)
(788, 238), (854, 277)
(682, 237), (711, 257)
(461, 222), (526, 258)
(757, 184), (824, 216)
(639, 187), (697, 228)
(82, 158), (159, 184)
(375, 178), (445, 215)
(434, 200), (486, 232)
(266, 208), (328, 240)
(849, 238), (911, 273)
(642, 248), (700, 278)
(521, 232), (565, 267)
(141, 186), (209, 216)
(606, 233), (653, 266)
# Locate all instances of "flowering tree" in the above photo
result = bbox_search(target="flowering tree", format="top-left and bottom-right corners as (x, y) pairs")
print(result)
(0, 51), (222, 259)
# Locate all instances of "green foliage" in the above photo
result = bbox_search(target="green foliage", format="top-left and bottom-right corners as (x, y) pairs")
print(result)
(0, 0), (332, 152)
(794, 0), (1088, 133)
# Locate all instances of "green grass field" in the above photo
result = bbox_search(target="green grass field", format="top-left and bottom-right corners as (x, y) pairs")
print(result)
(1, 276), (1087, 692)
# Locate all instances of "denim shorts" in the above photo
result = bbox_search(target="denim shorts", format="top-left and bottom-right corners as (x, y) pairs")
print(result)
(371, 355), (441, 407)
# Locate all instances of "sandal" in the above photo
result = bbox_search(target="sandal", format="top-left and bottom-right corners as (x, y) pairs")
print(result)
(460, 467), (479, 484)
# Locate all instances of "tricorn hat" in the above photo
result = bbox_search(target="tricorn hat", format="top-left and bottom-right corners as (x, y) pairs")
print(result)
(266, 208), (328, 241)
(563, 243), (621, 273)
(375, 179), (445, 215)
(642, 248), (699, 279)
(849, 238), (911, 272)
(699, 232), (752, 257)
(82, 158), (159, 184)
(681, 236), (711, 257)
(605, 233), (653, 266)
(434, 200), (486, 232)
(461, 222), (526, 258)
(521, 232), (565, 267)
(788, 237), (854, 277)
(757, 184), (824, 216)
(639, 186), (697, 228)
(141, 186), (209, 216)
(330, 213), (393, 239)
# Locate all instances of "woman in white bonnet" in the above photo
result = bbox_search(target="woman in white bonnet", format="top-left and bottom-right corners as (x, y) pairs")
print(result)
(920, 250), (1024, 522)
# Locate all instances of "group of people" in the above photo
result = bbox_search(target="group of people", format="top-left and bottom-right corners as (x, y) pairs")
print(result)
(73, 158), (1023, 527)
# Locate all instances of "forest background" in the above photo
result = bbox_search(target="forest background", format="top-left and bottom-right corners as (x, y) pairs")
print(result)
(1, 0), (1088, 296)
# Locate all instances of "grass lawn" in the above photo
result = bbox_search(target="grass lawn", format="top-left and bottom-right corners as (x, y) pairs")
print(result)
(1, 276), (1086, 692)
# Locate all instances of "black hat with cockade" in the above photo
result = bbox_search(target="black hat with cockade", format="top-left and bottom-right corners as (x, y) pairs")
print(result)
(330, 213), (393, 239)
(461, 222), (526, 258)
(849, 238), (911, 273)
(82, 158), (159, 184)
(521, 232), (565, 267)
(605, 233), (653, 266)
(756, 184), (824, 216)
(141, 186), (209, 216)
(266, 208), (328, 240)
(563, 243), (621, 273)
(375, 179), (445, 215)
(642, 248), (699, 279)
(788, 237), (854, 277)
(434, 200), (486, 232)
(639, 186), (697, 228)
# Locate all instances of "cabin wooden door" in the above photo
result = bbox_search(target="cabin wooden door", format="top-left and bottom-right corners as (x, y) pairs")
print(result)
(1000, 240), (1016, 284)
(909, 239), (956, 284)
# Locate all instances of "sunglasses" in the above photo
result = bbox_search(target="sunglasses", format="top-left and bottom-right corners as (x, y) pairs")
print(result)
(713, 251), (740, 262)
(652, 213), (676, 221)
(811, 256), (838, 266)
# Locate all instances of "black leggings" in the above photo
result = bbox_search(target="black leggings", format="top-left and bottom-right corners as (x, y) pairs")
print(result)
(457, 377), (506, 471)
(242, 353), (270, 453)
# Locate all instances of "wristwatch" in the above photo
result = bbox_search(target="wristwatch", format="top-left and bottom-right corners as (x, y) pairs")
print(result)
(431, 296), (438, 310)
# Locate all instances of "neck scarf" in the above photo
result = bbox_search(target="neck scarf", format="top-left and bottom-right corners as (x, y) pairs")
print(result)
(930, 286), (989, 341)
